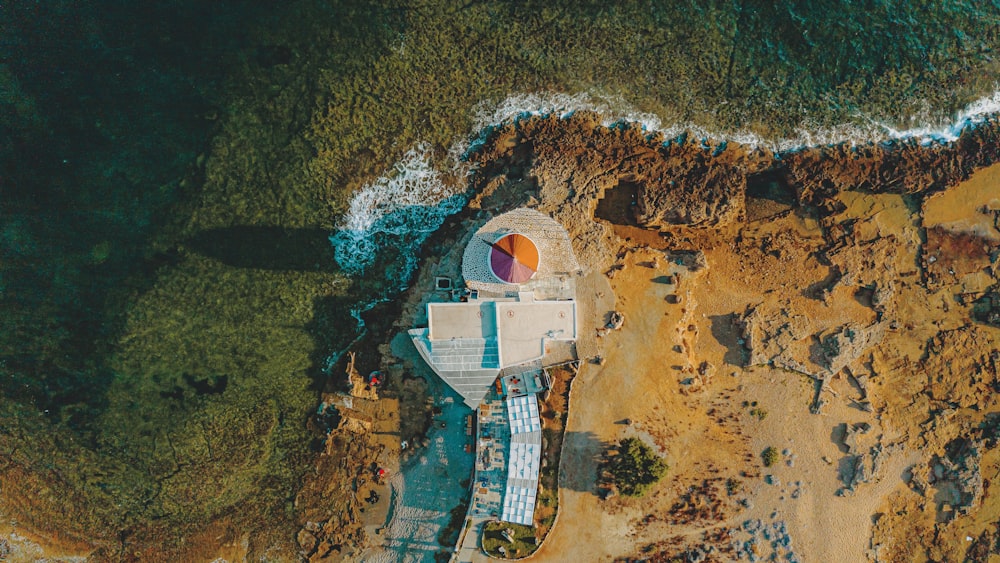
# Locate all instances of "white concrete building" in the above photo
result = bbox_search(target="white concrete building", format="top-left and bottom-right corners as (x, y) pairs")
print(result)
(409, 208), (581, 408)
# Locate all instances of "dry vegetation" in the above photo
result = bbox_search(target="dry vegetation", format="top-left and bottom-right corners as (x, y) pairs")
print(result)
(533, 365), (575, 539)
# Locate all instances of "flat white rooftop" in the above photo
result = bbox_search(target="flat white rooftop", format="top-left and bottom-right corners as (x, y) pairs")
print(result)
(427, 299), (576, 367)
(493, 300), (575, 366)
(427, 300), (498, 340)
(411, 297), (577, 407)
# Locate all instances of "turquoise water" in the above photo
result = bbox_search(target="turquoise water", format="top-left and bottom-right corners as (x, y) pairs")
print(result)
(2, 0), (1000, 554)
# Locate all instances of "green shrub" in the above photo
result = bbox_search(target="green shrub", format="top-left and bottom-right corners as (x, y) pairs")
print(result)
(538, 490), (557, 507)
(762, 446), (779, 467)
(607, 438), (668, 497)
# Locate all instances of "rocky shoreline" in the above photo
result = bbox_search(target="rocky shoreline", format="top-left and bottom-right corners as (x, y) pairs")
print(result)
(470, 111), (1000, 230)
(6, 98), (1000, 559)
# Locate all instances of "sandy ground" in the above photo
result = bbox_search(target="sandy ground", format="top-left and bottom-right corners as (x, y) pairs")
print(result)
(533, 169), (996, 561)
(0, 525), (90, 563)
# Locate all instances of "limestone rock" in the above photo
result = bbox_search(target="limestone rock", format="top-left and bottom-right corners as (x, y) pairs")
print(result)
(297, 529), (319, 554)
(815, 322), (887, 375)
(607, 311), (625, 330)
(923, 327), (1000, 408)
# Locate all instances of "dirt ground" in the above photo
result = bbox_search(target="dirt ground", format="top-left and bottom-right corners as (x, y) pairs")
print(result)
(524, 157), (1000, 561)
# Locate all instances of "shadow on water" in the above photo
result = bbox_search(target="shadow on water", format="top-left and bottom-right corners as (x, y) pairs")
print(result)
(0, 0), (279, 434)
(0, 0), (418, 549)
(184, 225), (404, 393)
(186, 226), (340, 272)
(183, 198), (477, 395)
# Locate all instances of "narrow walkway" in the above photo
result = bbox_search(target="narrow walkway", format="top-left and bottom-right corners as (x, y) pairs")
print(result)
(454, 517), (488, 562)
(453, 390), (510, 562)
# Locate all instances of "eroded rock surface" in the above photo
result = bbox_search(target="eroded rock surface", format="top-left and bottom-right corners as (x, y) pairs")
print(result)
(465, 112), (1000, 563)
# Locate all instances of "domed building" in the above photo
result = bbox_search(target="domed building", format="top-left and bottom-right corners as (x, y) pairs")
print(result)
(487, 233), (539, 285)
(460, 207), (580, 299)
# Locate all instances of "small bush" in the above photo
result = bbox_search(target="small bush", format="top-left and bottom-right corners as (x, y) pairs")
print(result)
(725, 477), (742, 496)
(761, 446), (779, 467)
(607, 438), (668, 497)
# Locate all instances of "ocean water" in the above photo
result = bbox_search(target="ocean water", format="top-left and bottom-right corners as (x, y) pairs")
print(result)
(4, 0), (1000, 556)
(325, 144), (468, 369)
(330, 144), (468, 284)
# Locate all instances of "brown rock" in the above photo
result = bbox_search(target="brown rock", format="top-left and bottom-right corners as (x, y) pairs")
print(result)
(923, 327), (1000, 408)
(297, 529), (318, 554)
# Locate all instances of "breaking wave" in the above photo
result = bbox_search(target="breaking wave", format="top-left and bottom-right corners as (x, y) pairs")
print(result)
(471, 91), (664, 141)
(325, 144), (468, 372)
(330, 143), (467, 283)
(332, 88), (1000, 284)
(880, 89), (1000, 143)
(473, 88), (1000, 152)
(331, 88), (1000, 287)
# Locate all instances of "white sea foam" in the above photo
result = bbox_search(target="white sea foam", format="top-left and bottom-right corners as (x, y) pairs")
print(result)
(472, 91), (664, 135)
(330, 143), (467, 282)
(475, 87), (1000, 152)
(325, 143), (468, 373)
(880, 88), (1000, 143)
(332, 87), (1000, 278)
(331, 89), (1000, 276)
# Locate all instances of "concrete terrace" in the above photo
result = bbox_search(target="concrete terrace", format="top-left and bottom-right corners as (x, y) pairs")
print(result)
(410, 296), (577, 408)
